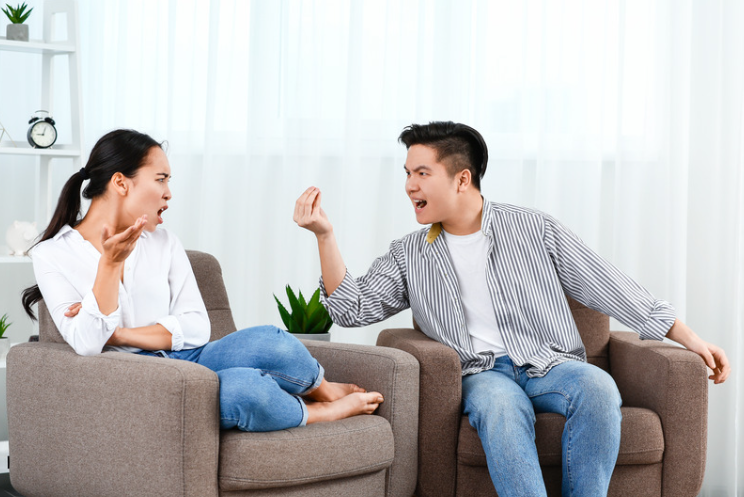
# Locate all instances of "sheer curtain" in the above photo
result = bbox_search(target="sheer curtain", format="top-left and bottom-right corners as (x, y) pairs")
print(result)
(4, 0), (741, 493)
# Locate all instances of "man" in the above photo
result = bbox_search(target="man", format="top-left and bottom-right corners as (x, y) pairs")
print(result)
(294, 121), (729, 496)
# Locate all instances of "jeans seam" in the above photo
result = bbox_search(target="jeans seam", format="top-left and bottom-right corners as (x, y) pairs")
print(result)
(262, 369), (314, 389)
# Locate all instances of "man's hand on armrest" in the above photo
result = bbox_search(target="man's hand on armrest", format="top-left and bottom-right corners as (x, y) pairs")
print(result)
(665, 319), (730, 384)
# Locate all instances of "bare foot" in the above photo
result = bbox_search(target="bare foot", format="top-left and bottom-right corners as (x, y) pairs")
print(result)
(306, 391), (384, 424)
(304, 378), (366, 402)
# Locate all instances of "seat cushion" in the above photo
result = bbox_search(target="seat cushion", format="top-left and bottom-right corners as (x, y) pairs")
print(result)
(218, 415), (395, 491)
(457, 407), (664, 467)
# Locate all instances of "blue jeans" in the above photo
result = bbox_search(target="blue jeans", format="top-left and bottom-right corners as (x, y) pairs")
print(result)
(462, 356), (622, 497)
(138, 325), (324, 432)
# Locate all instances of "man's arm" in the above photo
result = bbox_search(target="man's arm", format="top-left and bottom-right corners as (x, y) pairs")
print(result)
(294, 187), (410, 327)
(294, 187), (346, 295)
(543, 213), (730, 384)
(665, 319), (730, 384)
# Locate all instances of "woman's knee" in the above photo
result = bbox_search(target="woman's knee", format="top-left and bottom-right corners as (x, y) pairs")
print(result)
(218, 368), (305, 432)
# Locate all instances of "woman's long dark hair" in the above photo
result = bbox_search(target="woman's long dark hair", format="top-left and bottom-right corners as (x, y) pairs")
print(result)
(21, 129), (162, 320)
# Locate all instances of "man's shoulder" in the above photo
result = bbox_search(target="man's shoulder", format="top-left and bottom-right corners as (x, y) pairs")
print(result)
(485, 200), (546, 218)
(484, 200), (550, 229)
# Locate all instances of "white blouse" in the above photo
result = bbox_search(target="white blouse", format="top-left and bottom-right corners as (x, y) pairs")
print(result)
(31, 225), (211, 356)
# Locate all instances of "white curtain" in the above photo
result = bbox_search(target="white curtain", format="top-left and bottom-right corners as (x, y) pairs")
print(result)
(2, 0), (742, 493)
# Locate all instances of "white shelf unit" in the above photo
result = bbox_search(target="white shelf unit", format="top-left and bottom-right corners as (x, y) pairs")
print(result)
(0, 0), (83, 474)
(0, 0), (84, 227)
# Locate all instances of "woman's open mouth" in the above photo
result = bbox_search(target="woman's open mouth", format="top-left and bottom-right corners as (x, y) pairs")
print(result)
(414, 199), (427, 210)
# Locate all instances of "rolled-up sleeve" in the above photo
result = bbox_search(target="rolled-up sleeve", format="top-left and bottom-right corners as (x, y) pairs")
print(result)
(320, 241), (410, 327)
(542, 214), (675, 341)
(33, 246), (121, 356)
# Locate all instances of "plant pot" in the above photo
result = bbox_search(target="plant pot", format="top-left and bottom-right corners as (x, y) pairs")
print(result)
(6, 23), (29, 41)
(0, 338), (10, 361)
(291, 332), (331, 342)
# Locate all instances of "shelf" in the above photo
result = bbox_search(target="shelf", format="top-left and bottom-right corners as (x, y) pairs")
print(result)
(0, 143), (81, 157)
(0, 36), (75, 54)
(0, 257), (31, 264)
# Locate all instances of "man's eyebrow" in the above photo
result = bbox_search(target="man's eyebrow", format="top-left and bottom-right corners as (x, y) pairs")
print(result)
(156, 172), (171, 178)
(404, 164), (432, 172)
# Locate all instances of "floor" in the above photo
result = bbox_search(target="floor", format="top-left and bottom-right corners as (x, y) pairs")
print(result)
(0, 475), (22, 496)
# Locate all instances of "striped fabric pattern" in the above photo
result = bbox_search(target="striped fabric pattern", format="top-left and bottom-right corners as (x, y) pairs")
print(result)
(320, 199), (676, 377)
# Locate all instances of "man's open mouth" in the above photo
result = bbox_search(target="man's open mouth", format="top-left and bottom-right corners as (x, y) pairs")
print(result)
(414, 200), (427, 209)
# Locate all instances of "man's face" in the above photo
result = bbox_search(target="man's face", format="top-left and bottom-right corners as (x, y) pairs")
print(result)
(404, 144), (459, 226)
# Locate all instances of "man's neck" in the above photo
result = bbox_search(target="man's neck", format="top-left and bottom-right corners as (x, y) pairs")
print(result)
(441, 194), (484, 236)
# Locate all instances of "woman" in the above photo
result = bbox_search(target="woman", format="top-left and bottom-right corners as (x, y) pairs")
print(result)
(21, 129), (383, 432)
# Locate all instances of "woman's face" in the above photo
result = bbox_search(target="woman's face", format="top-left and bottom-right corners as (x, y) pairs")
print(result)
(122, 147), (172, 232)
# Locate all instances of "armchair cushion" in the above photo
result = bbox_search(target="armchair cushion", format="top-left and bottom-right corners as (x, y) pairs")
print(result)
(219, 416), (393, 491)
(457, 407), (664, 467)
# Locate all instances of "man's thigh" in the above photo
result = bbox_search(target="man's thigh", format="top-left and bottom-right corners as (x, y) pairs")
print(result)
(524, 360), (621, 416)
(462, 362), (535, 422)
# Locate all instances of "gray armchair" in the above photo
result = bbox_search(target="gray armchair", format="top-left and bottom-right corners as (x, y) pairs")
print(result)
(7, 251), (419, 497)
(377, 297), (709, 497)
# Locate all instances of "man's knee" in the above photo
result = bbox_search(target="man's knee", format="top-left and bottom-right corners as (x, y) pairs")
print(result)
(574, 367), (621, 411)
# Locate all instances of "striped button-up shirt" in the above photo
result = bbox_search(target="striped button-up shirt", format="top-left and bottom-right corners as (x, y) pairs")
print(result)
(320, 199), (676, 377)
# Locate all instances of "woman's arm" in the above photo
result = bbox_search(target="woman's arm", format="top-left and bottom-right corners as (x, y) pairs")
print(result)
(92, 216), (148, 314)
(65, 303), (174, 351)
(107, 324), (173, 350)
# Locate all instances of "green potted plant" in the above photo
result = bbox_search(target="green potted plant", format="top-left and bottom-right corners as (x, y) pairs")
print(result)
(274, 285), (333, 341)
(3, 2), (33, 41)
(0, 313), (11, 360)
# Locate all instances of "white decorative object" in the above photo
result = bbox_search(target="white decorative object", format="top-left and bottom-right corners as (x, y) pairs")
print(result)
(0, 338), (9, 361)
(6, 221), (38, 256)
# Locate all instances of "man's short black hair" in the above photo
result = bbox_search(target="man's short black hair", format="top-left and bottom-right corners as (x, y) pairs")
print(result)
(398, 121), (488, 190)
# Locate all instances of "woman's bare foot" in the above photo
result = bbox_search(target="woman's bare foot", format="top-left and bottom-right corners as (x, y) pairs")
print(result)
(305, 378), (366, 402)
(306, 391), (384, 424)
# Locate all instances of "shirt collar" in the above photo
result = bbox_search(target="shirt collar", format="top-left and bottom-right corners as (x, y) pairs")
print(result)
(52, 223), (152, 241)
(52, 224), (74, 241)
(425, 196), (492, 244)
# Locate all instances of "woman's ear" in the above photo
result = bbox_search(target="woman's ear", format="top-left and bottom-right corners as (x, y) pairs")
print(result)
(110, 172), (129, 196)
(457, 169), (472, 192)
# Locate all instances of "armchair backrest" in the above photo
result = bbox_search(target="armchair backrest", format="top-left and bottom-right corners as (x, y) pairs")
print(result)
(38, 250), (237, 344)
(566, 296), (610, 372)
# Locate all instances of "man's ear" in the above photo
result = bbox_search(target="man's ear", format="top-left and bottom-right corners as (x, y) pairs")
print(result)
(111, 172), (129, 196)
(456, 169), (472, 192)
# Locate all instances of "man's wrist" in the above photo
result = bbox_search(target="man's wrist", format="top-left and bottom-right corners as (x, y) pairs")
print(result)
(315, 230), (335, 244)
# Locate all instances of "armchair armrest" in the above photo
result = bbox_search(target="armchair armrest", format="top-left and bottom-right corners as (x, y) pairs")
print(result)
(7, 342), (221, 497)
(376, 328), (462, 497)
(301, 338), (419, 497)
(609, 331), (708, 497)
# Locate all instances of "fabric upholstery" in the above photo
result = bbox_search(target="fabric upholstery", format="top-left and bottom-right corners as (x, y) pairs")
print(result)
(8, 251), (419, 497)
(219, 416), (393, 490)
(378, 298), (708, 497)
(7, 342), (221, 497)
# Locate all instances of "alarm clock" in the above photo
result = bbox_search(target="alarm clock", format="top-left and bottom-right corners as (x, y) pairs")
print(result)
(27, 110), (57, 149)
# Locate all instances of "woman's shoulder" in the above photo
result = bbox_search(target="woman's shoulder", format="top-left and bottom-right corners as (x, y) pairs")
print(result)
(142, 228), (188, 258)
(31, 225), (76, 259)
(144, 227), (181, 245)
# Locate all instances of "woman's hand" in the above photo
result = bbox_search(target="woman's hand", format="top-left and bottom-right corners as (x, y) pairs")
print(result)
(100, 215), (148, 266)
(294, 187), (333, 238)
(64, 302), (82, 318)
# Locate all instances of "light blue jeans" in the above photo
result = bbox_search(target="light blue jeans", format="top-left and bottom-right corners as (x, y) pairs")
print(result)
(462, 356), (622, 497)
(138, 325), (324, 432)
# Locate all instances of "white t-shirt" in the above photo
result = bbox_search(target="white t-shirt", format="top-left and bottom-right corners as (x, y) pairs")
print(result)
(442, 229), (507, 358)
(31, 225), (210, 356)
